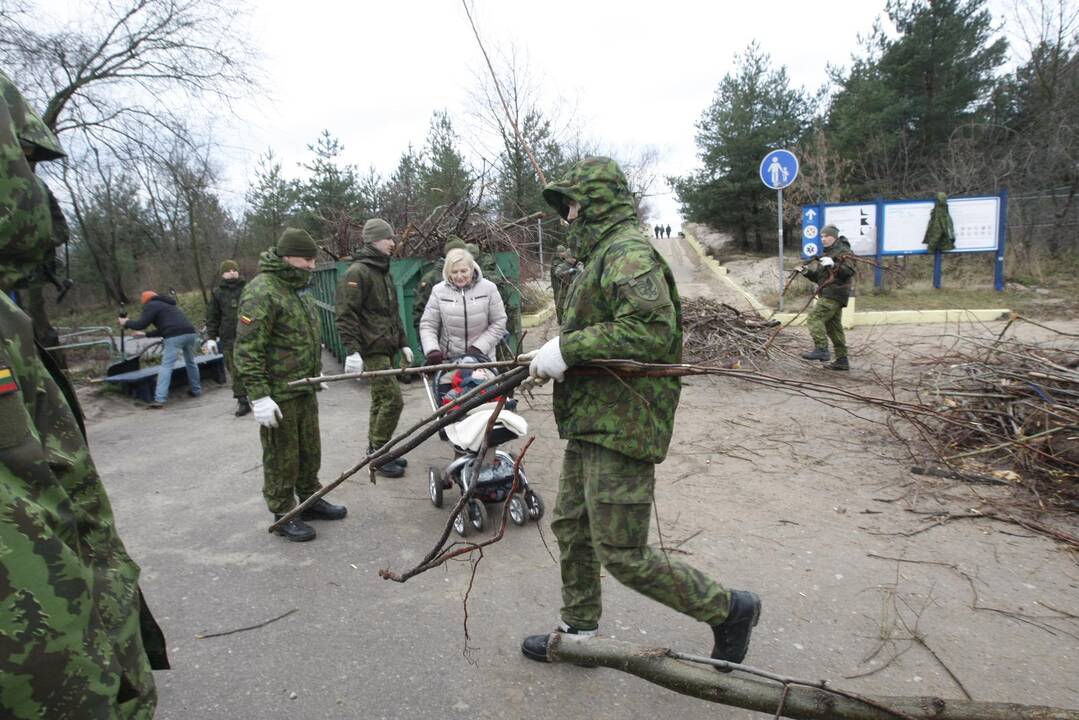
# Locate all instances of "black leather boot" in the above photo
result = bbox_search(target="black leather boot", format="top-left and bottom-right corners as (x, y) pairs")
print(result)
(826, 356), (850, 371)
(801, 347), (831, 361)
(299, 497), (347, 521)
(235, 397), (252, 417)
(710, 590), (761, 670)
(272, 514), (316, 542)
(522, 622), (597, 664)
(369, 446), (405, 478)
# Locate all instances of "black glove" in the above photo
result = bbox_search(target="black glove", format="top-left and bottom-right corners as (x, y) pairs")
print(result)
(426, 350), (444, 365)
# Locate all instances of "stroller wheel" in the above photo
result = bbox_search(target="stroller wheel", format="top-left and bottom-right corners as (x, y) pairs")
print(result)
(508, 494), (528, 526)
(467, 498), (488, 533)
(453, 506), (469, 537)
(524, 489), (545, 521)
(428, 466), (444, 509)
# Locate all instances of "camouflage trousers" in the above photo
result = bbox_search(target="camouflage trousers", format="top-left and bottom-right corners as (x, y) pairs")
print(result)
(807, 297), (848, 358)
(259, 392), (321, 514)
(222, 347), (247, 399)
(366, 354), (403, 448)
(551, 440), (730, 629)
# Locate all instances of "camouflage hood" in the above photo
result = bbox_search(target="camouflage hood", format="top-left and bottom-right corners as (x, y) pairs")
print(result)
(257, 247), (313, 290)
(0, 72), (63, 290)
(0, 71), (64, 162)
(542, 156), (638, 262)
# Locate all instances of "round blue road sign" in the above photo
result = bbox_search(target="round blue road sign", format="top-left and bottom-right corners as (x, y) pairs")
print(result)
(759, 149), (799, 190)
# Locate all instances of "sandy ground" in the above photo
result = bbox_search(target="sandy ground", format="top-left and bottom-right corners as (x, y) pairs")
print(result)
(80, 232), (1078, 719)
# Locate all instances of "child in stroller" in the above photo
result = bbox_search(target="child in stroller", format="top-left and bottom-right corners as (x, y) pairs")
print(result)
(422, 352), (543, 537)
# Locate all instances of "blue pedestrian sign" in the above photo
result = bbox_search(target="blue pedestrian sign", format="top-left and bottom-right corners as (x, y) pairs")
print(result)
(759, 149), (799, 190)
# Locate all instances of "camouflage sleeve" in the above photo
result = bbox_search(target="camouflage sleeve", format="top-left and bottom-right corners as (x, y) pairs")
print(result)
(560, 243), (677, 365)
(334, 267), (366, 355)
(204, 289), (221, 338)
(233, 282), (276, 400)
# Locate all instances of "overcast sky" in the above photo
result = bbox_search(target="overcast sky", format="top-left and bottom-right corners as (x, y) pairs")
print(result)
(41, 0), (1019, 230)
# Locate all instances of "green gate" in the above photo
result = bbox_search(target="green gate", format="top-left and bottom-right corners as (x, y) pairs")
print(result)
(311, 253), (522, 364)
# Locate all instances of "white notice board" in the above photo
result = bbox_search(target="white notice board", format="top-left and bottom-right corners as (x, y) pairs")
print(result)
(882, 197), (1000, 255)
(822, 204), (877, 256)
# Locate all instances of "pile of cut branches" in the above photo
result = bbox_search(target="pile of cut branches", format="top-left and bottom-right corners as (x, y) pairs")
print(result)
(680, 297), (797, 367)
(914, 329), (1079, 510)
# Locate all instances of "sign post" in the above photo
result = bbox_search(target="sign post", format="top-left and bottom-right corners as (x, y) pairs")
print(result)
(759, 149), (799, 312)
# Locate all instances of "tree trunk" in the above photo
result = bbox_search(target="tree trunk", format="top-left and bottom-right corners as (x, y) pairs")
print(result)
(547, 635), (1079, 720)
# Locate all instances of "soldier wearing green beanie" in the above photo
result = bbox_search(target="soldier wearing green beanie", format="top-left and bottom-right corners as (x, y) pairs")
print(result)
(205, 258), (249, 415)
(235, 228), (347, 542)
(795, 224), (855, 370)
(336, 218), (412, 477)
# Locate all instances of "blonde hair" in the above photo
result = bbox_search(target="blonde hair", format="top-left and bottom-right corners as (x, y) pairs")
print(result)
(443, 248), (476, 282)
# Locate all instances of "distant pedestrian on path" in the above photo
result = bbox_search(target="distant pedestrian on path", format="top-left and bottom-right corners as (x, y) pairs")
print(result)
(665, 224), (672, 238)
(205, 259), (250, 416)
(119, 290), (202, 408)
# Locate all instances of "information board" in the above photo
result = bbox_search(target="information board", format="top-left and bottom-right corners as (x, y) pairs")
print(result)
(822, 204), (877, 256)
(882, 197), (1000, 255)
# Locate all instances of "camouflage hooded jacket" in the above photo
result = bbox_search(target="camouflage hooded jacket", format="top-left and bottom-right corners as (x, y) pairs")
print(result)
(335, 244), (406, 358)
(2, 73), (166, 720)
(234, 249), (322, 402)
(543, 157), (682, 464)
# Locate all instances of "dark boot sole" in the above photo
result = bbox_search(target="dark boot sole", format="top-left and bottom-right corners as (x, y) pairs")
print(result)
(714, 594), (762, 672)
(274, 529), (316, 542)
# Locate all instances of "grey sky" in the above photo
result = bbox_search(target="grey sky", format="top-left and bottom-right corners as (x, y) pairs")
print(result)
(39, 0), (1019, 229)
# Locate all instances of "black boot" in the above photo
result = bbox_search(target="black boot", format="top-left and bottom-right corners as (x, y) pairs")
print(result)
(235, 397), (252, 417)
(801, 347), (831, 361)
(299, 497), (347, 521)
(272, 514), (316, 542)
(369, 446), (405, 478)
(710, 590), (761, 670)
(826, 356), (850, 371)
(522, 622), (597, 664)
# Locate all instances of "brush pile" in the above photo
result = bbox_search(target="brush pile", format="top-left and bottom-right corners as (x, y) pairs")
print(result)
(680, 297), (795, 367)
(916, 331), (1079, 510)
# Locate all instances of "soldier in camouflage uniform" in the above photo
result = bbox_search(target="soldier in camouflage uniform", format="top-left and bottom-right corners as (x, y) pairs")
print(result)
(335, 218), (413, 478)
(234, 228), (347, 542)
(521, 157), (762, 668)
(412, 236), (468, 331)
(796, 224), (856, 371)
(1, 71), (168, 719)
(205, 259), (249, 416)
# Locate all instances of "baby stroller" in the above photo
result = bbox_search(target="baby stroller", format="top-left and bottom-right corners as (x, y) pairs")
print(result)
(422, 352), (544, 537)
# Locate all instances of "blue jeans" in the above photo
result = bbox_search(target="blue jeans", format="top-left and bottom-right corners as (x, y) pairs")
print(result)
(155, 333), (202, 403)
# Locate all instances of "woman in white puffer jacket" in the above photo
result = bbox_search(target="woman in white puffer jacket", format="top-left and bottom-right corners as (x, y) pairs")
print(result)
(419, 248), (508, 363)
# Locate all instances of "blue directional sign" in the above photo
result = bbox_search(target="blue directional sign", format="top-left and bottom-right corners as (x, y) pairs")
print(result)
(801, 205), (822, 258)
(759, 149), (799, 190)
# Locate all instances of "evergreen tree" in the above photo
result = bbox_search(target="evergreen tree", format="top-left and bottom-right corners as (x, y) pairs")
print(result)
(245, 149), (297, 250)
(419, 111), (473, 214)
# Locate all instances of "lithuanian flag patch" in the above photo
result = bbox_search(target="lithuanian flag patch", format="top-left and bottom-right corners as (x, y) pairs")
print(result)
(239, 315), (253, 325)
(0, 366), (18, 396)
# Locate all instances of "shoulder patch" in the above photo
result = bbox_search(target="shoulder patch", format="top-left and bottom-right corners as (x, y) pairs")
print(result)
(628, 273), (660, 301)
(0, 366), (18, 395)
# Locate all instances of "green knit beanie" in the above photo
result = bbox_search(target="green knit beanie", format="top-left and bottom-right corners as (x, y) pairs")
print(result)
(820, 224), (839, 239)
(465, 243), (480, 257)
(444, 236), (467, 254)
(363, 218), (395, 244)
(276, 228), (318, 258)
(219, 259), (239, 274)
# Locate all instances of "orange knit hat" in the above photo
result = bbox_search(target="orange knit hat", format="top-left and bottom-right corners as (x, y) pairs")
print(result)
(140, 290), (156, 305)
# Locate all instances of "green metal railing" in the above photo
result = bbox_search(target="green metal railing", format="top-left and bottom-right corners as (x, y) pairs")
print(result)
(311, 253), (522, 364)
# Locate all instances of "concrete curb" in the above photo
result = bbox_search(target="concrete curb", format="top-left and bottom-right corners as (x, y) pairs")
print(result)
(522, 301), (555, 328)
(680, 230), (1009, 327)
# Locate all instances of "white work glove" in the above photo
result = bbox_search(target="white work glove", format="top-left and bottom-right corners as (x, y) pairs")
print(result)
(529, 336), (568, 382)
(400, 346), (414, 364)
(344, 352), (364, 374)
(251, 396), (282, 429)
(819, 256), (834, 268)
